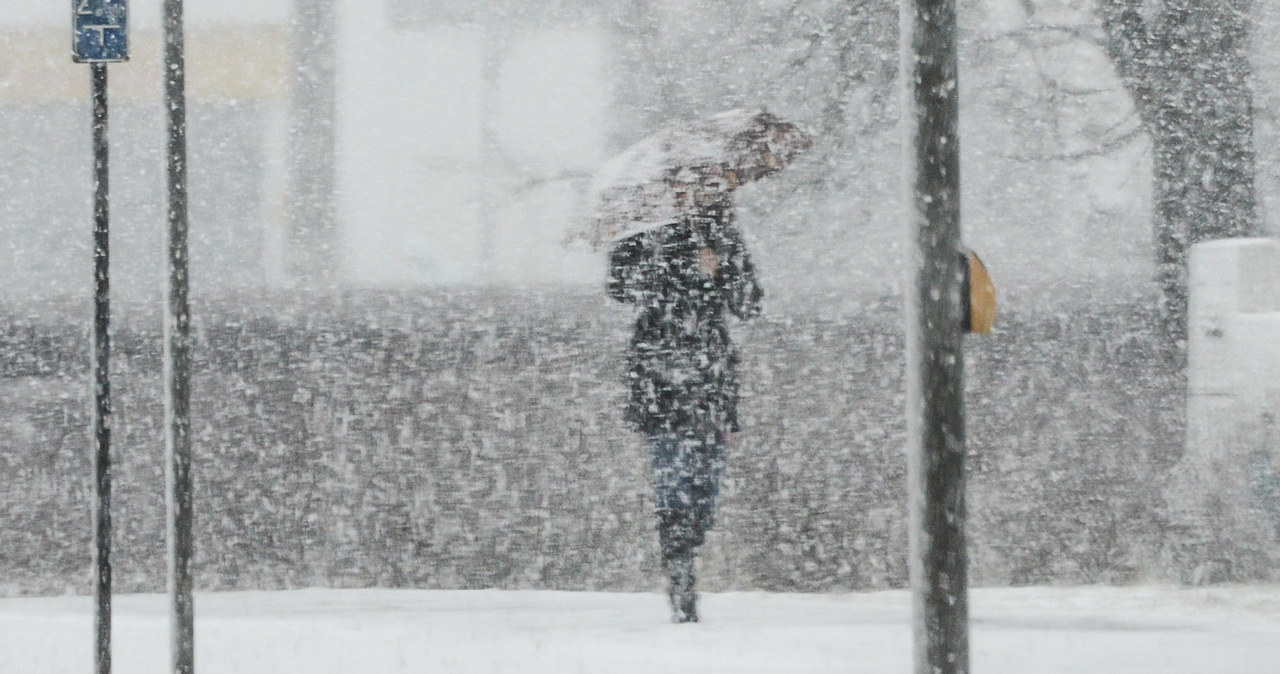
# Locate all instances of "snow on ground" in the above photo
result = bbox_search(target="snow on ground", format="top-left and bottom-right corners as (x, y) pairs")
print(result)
(3, 585), (1280, 673)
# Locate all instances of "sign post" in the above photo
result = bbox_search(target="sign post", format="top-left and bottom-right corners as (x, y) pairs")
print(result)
(162, 1), (195, 672)
(74, 3), (127, 673)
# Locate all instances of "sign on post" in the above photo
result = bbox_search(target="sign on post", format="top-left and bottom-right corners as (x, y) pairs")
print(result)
(76, 5), (126, 674)
(73, 0), (129, 63)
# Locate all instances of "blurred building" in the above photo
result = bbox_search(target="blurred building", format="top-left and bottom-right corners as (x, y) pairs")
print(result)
(0, 0), (607, 302)
(336, 0), (606, 287)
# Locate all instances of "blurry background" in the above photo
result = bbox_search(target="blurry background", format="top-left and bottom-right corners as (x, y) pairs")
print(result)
(9, 0), (1280, 305)
(2, 0), (1280, 595)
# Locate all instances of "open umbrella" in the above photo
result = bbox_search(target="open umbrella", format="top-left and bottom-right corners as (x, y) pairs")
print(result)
(570, 109), (811, 249)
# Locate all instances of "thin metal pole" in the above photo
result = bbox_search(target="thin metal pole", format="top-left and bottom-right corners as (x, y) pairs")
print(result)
(163, 0), (194, 671)
(901, 0), (969, 667)
(90, 60), (113, 674)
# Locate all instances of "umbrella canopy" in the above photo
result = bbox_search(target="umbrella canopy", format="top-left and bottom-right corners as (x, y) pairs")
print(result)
(571, 109), (811, 249)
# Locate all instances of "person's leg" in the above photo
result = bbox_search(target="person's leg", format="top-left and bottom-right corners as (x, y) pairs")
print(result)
(651, 432), (703, 549)
(689, 430), (727, 544)
(650, 433), (701, 622)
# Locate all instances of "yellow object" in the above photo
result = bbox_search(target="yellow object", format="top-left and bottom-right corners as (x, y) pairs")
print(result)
(0, 27), (287, 105)
(967, 251), (997, 334)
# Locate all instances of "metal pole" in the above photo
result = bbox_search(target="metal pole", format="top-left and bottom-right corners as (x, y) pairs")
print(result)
(90, 60), (113, 674)
(163, 0), (194, 671)
(901, 0), (969, 667)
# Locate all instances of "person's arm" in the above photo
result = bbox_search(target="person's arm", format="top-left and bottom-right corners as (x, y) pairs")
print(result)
(607, 232), (660, 305)
(716, 225), (763, 320)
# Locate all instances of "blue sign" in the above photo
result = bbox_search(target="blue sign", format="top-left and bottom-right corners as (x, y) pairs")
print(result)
(73, 0), (128, 63)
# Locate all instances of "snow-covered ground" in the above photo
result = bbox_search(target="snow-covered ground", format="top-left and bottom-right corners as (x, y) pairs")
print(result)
(3, 585), (1279, 673)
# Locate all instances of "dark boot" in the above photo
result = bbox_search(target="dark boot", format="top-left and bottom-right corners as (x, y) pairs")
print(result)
(665, 550), (697, 623)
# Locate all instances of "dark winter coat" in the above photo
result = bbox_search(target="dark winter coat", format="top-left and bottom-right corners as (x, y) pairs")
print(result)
(608, 199), (763, 435)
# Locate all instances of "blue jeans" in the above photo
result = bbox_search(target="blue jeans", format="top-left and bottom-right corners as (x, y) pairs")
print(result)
(648, 431), (726, 529)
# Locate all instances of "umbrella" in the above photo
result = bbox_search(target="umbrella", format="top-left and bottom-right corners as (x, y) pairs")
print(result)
(570, 109), (811, 249)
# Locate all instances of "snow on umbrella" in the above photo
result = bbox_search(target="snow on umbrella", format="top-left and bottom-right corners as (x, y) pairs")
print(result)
(570, 109), (812, 249)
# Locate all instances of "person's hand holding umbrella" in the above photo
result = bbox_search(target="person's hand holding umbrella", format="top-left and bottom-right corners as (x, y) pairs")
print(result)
(697, 247), (720, 277)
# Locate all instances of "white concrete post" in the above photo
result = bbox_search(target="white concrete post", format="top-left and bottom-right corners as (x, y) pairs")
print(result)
(1187, 238), (1280, 459)
(1184, 237), (1280, 560)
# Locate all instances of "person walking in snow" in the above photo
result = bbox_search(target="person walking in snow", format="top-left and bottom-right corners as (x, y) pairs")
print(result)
(607, 165), (763, 623)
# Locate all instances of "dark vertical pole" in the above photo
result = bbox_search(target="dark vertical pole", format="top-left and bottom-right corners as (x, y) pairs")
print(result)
(163, 0), (194, 672)
(90, 60), (113, 674)
(901, 0), (969, 667)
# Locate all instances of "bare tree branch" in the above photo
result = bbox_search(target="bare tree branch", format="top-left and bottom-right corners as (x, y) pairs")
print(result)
(1002, 121), (1144, 162)
(972, 23), (1104, 46)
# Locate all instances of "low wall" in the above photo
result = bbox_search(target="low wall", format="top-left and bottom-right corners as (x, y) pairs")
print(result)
(0, 287), (1208, 596)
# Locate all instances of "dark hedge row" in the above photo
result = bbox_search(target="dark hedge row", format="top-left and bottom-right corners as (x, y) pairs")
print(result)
(0, 288), (1258, 597)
